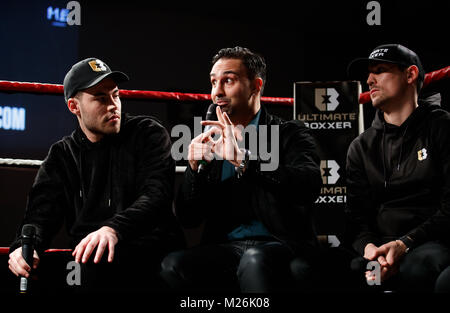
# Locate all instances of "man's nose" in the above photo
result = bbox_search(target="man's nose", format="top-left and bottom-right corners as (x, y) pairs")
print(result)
(108, 95), (120, 111)
(367, 73), (376, 87)
(212, 82), (225, 98)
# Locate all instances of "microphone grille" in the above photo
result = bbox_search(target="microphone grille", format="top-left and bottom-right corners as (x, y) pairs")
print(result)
(21, 224), (36, 237)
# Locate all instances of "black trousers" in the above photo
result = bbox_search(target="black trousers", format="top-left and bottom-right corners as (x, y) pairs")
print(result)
(395, 241), (450, 292)
(291, 245), (361, 292)
(435, 265), (450, 293)
(160, 239), (309, 293)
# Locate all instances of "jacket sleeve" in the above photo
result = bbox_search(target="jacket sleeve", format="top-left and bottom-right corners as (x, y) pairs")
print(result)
(102, 120), (175, 241)
(9, 144), (67, 255)
(246, 120), (322, 207)
(401, 114), (450, 248)
(174, 164), (213, 228)
(345, 139), (381, 255)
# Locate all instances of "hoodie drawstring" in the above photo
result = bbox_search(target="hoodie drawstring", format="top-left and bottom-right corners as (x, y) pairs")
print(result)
(382, 123), (387, 188)
(396, 125), (409, 171)
(382, 122), (409, 188)
(78, 135), (113, 209)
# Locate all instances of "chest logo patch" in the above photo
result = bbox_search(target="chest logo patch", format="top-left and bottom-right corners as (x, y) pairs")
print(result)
(417, 148), (428, 161)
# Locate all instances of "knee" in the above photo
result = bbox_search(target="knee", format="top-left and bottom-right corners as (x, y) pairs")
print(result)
(161, 250), (187, 275)
(290, 257), (312, 280)
(399, 249), (449, 289)
(401, 253), (443, 278)
(435, 266), (450, 293)
(237, 247), (268, 274)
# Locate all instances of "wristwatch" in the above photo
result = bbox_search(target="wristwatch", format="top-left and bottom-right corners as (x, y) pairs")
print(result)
(235, 149), (251, 178)
(398, 235), (414, 253)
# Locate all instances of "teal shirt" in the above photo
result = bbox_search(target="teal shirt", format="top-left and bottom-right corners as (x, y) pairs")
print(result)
(221, 110), (272, 240)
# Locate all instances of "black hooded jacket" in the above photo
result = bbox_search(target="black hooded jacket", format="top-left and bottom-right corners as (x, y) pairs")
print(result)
(175, 106), (322, 255)
(10, 114), (184, 254)
(345, 100), (450, 255)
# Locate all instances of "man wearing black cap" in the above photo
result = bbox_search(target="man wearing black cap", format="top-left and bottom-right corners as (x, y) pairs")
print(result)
(8, 58), (184, 292)
(345, 44), (450, 291)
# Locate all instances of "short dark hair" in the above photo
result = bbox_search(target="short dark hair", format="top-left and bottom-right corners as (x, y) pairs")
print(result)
(212, 46), (266, 95)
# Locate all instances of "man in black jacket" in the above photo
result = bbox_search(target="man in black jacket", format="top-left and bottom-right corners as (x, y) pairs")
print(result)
(346, 44), (450, 291)
(160, 47), (322, 292)
(8, 58), (184, 292)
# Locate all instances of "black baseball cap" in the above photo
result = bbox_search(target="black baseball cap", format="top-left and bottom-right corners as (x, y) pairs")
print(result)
(63, 58), (129, 103)
(347, 44), (424, 83)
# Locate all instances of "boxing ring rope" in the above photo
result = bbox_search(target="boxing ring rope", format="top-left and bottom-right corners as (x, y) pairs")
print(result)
(0, 65), (448, 105)
(0, 81), (294, 106)
(0, 65), (448, 170)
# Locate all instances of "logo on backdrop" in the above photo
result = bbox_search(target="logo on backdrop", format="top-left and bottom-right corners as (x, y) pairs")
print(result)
(316, 160), (346, 204)
(320, 160), (340, 185)
(315, 88), (339, 111)
(297, 86), (356, 130)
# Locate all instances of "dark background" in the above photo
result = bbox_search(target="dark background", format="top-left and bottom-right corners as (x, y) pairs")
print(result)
(0, 0), (448, 247)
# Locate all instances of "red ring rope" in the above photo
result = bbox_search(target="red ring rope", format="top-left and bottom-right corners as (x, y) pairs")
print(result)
(0, 81), (294, 106)
(0, 65), (448, 106)
(0, 247), (72, 255)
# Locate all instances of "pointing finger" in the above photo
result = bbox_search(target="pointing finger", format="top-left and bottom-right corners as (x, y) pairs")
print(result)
(216, 106), (225, 125)
(222, 112), (233, 126)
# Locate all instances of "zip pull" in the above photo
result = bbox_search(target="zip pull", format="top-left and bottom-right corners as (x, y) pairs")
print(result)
(384, 181), (387, 188)
(108, 198), (111, 207)
(79, 190), (82, 198)
(397, 164), (400, 171)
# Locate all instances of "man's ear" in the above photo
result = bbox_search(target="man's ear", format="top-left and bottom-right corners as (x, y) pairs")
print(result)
(67, 97), (80, 116)
(406, 65), (419, 85)
(252, 77), (264, 94)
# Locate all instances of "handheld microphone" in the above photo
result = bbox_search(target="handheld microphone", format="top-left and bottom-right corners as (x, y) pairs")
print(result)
(198, 103), (218, 174)
(20, 224), (36, 294)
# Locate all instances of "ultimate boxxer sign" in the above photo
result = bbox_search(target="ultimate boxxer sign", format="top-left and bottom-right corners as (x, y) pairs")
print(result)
(294, 81), (361, 236)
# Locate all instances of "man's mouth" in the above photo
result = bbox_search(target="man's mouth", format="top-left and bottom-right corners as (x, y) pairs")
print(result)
(107, 113), (120, 122)
(216, 98), (230, 107)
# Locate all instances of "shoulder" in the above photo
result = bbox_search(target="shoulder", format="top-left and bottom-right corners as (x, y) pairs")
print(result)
(122, 114), (166, 132)
(46, 133), (77, 158)
(265, 112), (310, 134)
(428, 107), (450, 125)
(121, 114), (170, 140)
(120, 114), (172, 152)
(426, 108), (450, 147)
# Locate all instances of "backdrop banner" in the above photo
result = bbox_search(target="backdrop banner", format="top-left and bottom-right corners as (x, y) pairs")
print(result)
(294, 81), (361, 243)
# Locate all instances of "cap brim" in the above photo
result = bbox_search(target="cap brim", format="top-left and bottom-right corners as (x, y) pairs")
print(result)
(78, 71), (129, 92)
(347, 58), (400, 81)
